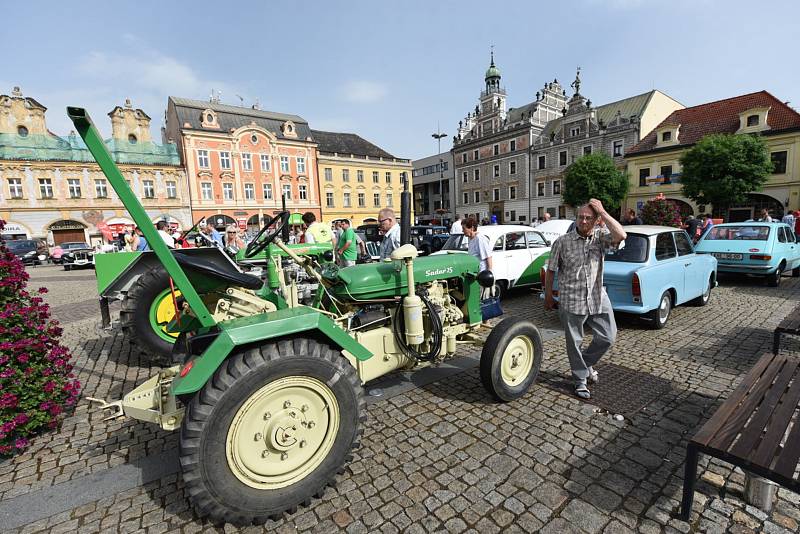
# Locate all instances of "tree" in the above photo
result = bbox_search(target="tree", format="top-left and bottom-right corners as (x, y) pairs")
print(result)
(680, 133), (773, 207)
(640, 194), (682, 227)
(563, 152), (629, 212)
(0, 220), (80, 456)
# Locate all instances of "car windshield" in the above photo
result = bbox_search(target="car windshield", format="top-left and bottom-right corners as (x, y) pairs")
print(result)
(706, 226), (770, 241)
(605, 234), (648, 263)
(441, 234), (468, 251)
(6, 240), (35, 250)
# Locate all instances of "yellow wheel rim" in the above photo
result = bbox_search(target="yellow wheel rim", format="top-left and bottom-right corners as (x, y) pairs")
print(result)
(151, 289), (181, 341)
(225, 376), (340, 489)
(500, 335), (534, 386)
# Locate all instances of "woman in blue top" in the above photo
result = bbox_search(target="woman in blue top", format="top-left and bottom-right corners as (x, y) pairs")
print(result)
(134, 227), (150, 251)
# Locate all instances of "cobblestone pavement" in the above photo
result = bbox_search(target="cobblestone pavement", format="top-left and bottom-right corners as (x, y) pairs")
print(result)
(2, 264), (800, 533)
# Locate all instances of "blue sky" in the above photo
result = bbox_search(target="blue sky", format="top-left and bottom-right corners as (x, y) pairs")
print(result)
(3, 0), (799, 159)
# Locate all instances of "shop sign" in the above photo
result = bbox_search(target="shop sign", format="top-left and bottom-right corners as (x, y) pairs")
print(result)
(237, 217), (247, 230)
(49, 220), (85, 231)
(1, 223), (26, 235)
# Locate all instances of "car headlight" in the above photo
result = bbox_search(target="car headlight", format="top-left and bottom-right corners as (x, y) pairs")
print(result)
(25, 251), (36, 256)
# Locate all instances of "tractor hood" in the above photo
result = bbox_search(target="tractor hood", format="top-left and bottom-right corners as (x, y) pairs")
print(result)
(330, 254), (479, 300)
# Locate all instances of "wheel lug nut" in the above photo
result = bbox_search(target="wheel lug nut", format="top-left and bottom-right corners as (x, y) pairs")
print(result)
(281, 452), (288, 460)
(263, 412), (271, 420)
(300, 440), (306, 448)
(261, 450), (269, 458)
(308, 421), (315, 429)
(289, 412), (296, 418)
(301, 404), (309, 412)
(283, 400), (291, 408)
(254, 432), (263, 441)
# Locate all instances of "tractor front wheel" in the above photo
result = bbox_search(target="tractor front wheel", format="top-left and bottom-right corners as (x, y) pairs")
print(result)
(179, 338), (365, 525)
(480, 317), (543, 402)
(120, 267), (180, 364)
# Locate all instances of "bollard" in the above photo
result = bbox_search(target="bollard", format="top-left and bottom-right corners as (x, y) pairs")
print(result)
(743, 472), (777, 512)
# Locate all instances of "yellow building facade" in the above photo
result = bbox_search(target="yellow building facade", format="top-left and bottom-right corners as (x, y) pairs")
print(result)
(313, 130), (412, 224)
(624, 91), (800, 221)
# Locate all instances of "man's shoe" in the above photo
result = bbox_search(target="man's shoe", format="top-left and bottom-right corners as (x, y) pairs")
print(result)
(589, 368), (599, 384)
(575, 383), (591, 400)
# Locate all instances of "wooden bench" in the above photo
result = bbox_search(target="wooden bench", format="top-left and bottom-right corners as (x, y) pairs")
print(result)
(773, 303), (800, 355)
(681, 352), (800, 519)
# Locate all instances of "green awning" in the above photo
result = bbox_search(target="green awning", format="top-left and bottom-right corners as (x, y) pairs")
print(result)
(289, 213), (304, 225)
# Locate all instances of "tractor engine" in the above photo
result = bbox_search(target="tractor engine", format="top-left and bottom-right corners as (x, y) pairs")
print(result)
(281, 258), (319, 305)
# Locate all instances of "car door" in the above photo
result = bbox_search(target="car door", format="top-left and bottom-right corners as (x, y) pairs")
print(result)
(516, 231), (549, 285)
(652, 231), (683, 302)
(674, 230), (703, 299)
(785, 226), (800, 269)
(501, 232), (532, 287)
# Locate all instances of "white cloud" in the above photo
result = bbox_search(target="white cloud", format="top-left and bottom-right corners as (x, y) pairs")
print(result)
(340, 80), (388, 103)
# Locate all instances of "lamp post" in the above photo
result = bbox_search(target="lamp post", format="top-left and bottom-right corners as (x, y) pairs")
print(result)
(432, 126), (447, 225)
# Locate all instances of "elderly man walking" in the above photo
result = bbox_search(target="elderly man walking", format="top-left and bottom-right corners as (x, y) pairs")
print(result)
(378, 208), (401, 260)
(544, 199), (626, 399)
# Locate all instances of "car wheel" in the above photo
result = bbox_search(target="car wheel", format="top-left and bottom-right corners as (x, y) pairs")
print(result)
(648, 291), (671, 329)
(493, 280), (507, 300)
(767, 262), (785, 287)
(691, 275), (713, 306)
(64, 264), (71, 271)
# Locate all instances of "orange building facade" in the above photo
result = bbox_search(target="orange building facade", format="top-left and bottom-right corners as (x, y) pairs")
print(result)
(165, 97), (320, 233)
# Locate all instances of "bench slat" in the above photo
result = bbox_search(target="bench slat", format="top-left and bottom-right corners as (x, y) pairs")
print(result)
(774, 410), (800, 480)
(752, 368), (800, 468)
(730, 358), (799, 461)
(692, 354), (776, 447)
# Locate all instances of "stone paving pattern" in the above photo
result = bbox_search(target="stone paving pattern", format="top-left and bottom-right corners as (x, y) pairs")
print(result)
(2, 265), (800, 533)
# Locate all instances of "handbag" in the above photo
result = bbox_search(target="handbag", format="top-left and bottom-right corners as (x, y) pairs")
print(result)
(480, 296), (503, 321)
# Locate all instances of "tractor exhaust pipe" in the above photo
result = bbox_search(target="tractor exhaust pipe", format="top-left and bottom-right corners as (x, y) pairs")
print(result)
(400, 174), (411, 245)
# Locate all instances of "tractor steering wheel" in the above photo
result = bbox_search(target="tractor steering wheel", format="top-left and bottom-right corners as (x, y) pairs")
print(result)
(245, 211), (290, 258)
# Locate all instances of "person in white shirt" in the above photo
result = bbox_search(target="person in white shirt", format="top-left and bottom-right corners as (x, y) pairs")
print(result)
(378, 208), (401, 260)
(156, 221), (175, 248)
(450, 215), (463, 235)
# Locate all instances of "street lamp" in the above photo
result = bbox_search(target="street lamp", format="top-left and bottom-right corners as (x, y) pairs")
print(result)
(432, 126), (447, 225)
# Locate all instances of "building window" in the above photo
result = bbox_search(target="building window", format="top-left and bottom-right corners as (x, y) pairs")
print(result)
(358, 192), (366, 207)
(197, 149), (209, 169)
(263, 183), (273, 200)
(638, 168), (650, 186)
(510, 210), (516, 221)
(538, 155), (546, 170)
(324, 168), (333, 182)
(747, 114), (759, 127)
(282, 184), (292, 200)
(17, 125), (29, 138)
(326, 192), (334, 207)
(299, 184), (307, 200)
(473, 150), (479, 161)
(559, 151), (567, 166)
(400, 172), (407, 185)
(297, 157), (306, 174)
(372, 171), (379, 183)
(474, 191), (480, 203)
(570, 127), (581, 137)
(509, 161), (516, 175)
(462, 153), (467, 163)
(771, 151), (788, 174)
(509, 186), (516, 200)
(474, 169), (480, 181)
(493, 144), (499, 156)
(493, 165), (500, 178)
(223, 183), (234, 200)
(510, 139), (516, 151)
(166, 181), (177, 199)
(201, 182), (213, 200)
(385, 172), (391, 184)
(493, 188), (500, 201)
(251, 134), (258, 144)
(8, 178), (23, 199)
(129, 134), (138, 145)
(68, 178), (82, 198)
(244, 183), (255, 200)
(220, 151), (231, 169)
(462, 171), (468, 183)
(662, 131), (672, 142)
(142, 180), (154, 198)
(280, 155), (290, 173)
(660, 165), (673, 184)
(344, 192), (351, 207)
(39, 178), (54, 198)
(553, 180), (561, 195)
(537, 182), (545, 197)
(387, 192), (393, 207)
(357, 170), (364, 182)
(242, 153), (252, 171)
(463, 192), (469, 204)
(583, 145), (592, 155)
(613, 140), (624, 157)
(373, 192), (381, 207)
(342, 169), (350, 182)
(258, 154), (270, 172)
(94, 179), (107, 198)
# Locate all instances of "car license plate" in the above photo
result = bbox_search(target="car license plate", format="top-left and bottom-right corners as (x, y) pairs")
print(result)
(712, 253), (743, 260)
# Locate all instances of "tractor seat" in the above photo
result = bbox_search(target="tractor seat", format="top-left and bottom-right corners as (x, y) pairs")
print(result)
(173, 252), (263, 290)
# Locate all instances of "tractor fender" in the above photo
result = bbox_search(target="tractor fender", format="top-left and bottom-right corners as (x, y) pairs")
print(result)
(171, 306), (372, 396)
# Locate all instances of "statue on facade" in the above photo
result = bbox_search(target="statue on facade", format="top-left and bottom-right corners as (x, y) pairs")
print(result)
(571, 67), (581, 95)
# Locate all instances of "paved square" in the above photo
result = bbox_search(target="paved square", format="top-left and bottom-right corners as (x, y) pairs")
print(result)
(2, 265), (799, 533)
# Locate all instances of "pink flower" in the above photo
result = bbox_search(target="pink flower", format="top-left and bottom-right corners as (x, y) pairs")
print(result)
(0, 393), (18, 408)
(38, 287), (48, 294)
(43, 381), (55, 393)
(13, 414), (28, 425)
(14, 438), (29, 450)
(16, 353), (28, 364)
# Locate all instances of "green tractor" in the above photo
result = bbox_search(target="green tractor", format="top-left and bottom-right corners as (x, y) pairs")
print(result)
(95, 239), (333, 363)
(71, 107), (545, 525)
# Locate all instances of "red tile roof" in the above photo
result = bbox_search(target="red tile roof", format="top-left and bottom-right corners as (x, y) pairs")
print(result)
(626, 90), (800, 156)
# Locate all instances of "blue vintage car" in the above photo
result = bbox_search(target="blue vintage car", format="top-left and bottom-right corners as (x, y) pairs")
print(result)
(694, 222), (800, 287)
(544, 226), (718, 329)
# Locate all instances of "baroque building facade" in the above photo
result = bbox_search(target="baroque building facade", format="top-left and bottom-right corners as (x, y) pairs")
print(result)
(312, 130), (412, 224)
(0, 87), (189, 244)
(164, 97), (320, 232)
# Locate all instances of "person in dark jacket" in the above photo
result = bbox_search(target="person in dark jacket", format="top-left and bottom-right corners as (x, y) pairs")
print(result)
(621, 209), (642, 225)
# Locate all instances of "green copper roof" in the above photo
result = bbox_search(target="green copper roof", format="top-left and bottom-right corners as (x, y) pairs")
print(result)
(485, 64), (501, 80)
(0, 132), (181, 166)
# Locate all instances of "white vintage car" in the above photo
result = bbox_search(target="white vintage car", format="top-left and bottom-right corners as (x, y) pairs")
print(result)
(432, 224), (551, 298)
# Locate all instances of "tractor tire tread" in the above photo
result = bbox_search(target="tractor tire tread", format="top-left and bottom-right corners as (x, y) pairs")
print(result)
(119, 266), (177, 365)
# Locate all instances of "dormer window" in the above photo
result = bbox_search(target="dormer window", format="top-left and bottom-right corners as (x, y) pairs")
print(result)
(206, 113), (213, 122)
(201, 109), (220, 129)
(656, 125), (680, 147)
(737, 107), (770, 133)
(281, 121), (298, 138)
(662, 131), (672, 142)
(17, 125), (29, 138)
(747, 115), (759, 127)
(128, 134), (138, 144)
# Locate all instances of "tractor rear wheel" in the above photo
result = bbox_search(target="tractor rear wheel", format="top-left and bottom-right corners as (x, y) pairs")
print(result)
(480, 317), (543, 402)
(120, 267), (180, 364)
(179, 338), (365, 525)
